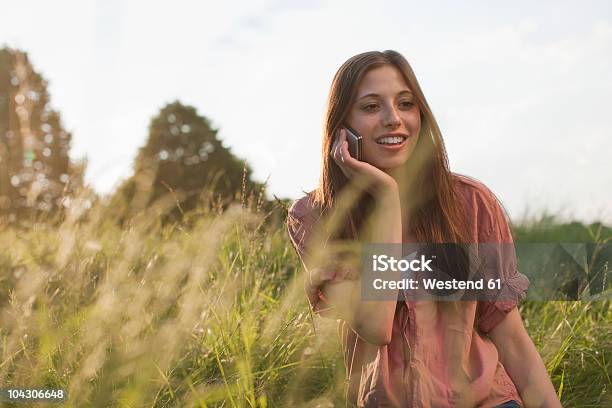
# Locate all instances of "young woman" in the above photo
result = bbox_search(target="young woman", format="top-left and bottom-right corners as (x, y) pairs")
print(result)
(286, 51), (561, 407)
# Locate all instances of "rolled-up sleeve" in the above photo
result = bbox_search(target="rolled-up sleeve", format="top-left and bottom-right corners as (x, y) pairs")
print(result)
(286, 197), (335, 316)
(474, 186), (530, 334)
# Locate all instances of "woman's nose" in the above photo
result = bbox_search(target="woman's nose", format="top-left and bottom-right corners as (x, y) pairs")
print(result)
(383, 106), (401, 128)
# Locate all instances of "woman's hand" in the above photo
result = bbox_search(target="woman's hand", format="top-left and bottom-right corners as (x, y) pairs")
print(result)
(330, 128), (399, 195)
(304, 259), (360, 310)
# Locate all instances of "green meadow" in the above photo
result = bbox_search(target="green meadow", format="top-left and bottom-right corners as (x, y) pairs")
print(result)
(0, 193), (610, 407)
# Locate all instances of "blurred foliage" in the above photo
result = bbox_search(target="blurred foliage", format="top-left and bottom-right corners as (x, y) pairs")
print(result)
(0, 47), (84, 223)
(108, 101), (272, 225)
(512, 214), (612, 301)
(513, 213), (612, 243)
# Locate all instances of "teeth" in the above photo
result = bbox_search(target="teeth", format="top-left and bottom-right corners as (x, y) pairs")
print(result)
(377, 136), (406, 145)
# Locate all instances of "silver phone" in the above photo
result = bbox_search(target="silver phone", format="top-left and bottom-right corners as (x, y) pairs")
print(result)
(344, 126), (363, 161)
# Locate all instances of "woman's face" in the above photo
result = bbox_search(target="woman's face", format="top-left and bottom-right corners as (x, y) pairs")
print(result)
(345, 65), (421, 173)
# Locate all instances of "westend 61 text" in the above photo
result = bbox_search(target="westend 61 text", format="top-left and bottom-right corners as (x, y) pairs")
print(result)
(372, 254), (433, 272)
(372, 278), (502, 290)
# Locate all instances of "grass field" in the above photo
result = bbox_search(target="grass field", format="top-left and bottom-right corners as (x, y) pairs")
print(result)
(0, 195), (610, 407)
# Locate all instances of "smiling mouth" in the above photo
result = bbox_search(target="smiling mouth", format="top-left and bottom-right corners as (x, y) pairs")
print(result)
(376, 135), (408, 145)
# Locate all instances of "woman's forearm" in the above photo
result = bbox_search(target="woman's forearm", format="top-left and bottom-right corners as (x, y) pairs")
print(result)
(323, 186), (403, 345)
(491, 310), (562, 407)
(505, 339), (561, 407)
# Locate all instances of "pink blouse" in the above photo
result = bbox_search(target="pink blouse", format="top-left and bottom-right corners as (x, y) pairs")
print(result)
(286, 174), (530, 407)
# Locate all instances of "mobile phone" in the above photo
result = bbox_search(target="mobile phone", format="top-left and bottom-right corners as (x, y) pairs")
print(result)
(344, 126), (363, 161)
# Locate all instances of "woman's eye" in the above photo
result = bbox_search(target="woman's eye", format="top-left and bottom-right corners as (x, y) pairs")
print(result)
(363, 104), (378, 111)
(400, 101), (414, 109)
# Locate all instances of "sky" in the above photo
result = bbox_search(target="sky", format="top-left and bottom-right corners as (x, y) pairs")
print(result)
(1, 0), (611, 223)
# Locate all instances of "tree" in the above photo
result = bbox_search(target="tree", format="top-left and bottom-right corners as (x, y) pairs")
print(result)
(0, 47), (83, 221)
(114, 101), (266, 222)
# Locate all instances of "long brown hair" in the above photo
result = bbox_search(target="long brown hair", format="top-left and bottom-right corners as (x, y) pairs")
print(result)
(311, 50), (470, 244)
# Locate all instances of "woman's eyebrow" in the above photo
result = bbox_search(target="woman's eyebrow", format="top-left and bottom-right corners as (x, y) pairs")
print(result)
(357, 90), (414, 100)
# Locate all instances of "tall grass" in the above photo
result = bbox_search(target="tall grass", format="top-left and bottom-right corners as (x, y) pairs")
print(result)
(0, 192), (610, 407)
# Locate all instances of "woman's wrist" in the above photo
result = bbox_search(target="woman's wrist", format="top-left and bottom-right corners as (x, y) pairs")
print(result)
(369, 184), (403, 245)
(377, 183), (400, 203)
(377, 186), (402, 219)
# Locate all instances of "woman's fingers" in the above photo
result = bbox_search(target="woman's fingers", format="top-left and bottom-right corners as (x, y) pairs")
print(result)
(337, 138), (382, 191)
(304, 276), (321, 309)
(304, 258), (361, 309)
(334, 142), (343, 164)
(331, 129), (362, 179)
(330, 134), (340, 162)
(333, 264), (360, 281)
(331, 130), (352, 178)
